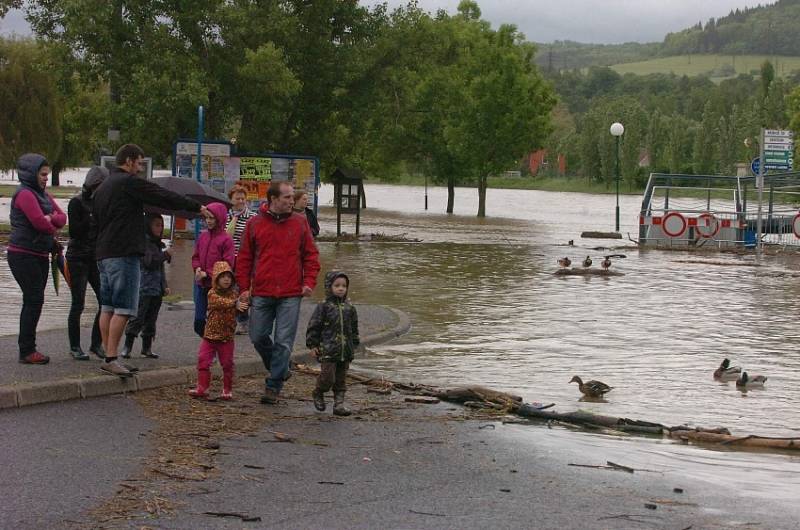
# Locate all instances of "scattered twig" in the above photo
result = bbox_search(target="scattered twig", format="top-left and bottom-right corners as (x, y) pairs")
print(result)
(243, 464), (265, 470)
(203, 511), (262, 522)
(607, 461), (635, 473)
(151, 468), (205, 481)
(598, 514), (662, 522)
(318, 481), (345, 485)
(409, 509), (447, 517)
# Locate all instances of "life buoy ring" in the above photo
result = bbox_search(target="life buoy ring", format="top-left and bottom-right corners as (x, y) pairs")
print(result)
(695, 213), (720, 239)
(793, 212), (800, 239)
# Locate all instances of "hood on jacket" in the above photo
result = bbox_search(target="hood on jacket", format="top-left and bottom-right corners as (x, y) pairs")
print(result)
(324, 270), (349, 299)
(145, 213), (164, 240)
(83, 166), (109, 196)
(16, 153), (49, 192)
(258, 201), (292, 222)
(211, 260), (235, 292)
(207, 202), (229, 232)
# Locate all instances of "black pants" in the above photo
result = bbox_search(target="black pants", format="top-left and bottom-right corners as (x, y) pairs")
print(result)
(125, 294), (163, 339)
(67, 257), (102, 351)
(8, 251), (49, 358)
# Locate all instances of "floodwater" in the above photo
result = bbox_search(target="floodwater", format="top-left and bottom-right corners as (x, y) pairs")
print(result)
(2, 182), (799, 502)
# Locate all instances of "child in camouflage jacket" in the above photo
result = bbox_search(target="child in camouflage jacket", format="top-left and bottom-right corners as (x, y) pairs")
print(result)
(306, 270), (360, 416)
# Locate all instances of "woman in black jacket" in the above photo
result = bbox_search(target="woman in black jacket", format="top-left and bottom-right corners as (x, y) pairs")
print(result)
(66, 166), (108, 360)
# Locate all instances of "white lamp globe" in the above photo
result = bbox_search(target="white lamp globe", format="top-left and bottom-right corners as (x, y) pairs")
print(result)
(610, 122), (624, 137)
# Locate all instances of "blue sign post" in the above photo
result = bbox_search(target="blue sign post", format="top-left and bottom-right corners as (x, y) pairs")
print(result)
(751, 157), (760, 175)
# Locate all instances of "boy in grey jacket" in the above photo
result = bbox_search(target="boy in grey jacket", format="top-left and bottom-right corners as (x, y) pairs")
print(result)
(306, 271), (360, 416)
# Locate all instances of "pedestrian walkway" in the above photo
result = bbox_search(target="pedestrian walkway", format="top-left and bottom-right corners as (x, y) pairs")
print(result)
(0, 300), (409, 409)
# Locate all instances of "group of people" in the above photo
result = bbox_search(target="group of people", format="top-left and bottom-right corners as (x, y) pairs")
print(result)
(8, 144), (358, 414)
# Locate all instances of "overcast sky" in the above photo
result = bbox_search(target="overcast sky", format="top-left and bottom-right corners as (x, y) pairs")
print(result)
(1, 1), (769, 44)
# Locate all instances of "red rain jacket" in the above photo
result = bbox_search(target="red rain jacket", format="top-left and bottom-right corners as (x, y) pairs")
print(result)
(235, 203), (320, 298)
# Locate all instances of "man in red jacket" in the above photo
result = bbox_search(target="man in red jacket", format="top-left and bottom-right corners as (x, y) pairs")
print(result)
(236, 181), (320, 404)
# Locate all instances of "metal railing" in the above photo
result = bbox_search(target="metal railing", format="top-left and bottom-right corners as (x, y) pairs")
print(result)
(638, 172), (800, 249)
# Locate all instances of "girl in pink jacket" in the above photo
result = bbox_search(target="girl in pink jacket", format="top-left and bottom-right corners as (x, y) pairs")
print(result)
(191, 201), (235, 336)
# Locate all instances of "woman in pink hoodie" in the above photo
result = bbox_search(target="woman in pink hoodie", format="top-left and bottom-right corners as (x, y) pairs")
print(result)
(191, 201), (235, 336)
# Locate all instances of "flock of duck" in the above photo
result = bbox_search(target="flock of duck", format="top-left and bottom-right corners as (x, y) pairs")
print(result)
(713, 358), (768, 388)
(569, 358), (766, 400)
(557, 254), (625, 271)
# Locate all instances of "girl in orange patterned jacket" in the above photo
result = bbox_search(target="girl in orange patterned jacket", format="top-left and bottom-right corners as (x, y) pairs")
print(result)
(189, 261), (247, 400)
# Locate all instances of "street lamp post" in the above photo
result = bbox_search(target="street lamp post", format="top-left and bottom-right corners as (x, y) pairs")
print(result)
(609, 122), (625, 232)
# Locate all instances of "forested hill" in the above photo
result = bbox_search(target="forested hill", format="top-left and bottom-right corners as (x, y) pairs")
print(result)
(534, 0), (800, 70)
(662, 0), (800, 56)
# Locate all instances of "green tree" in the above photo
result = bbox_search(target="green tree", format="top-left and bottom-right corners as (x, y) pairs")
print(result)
(0, 38), (62, 170)
(693, 100), (718, 174)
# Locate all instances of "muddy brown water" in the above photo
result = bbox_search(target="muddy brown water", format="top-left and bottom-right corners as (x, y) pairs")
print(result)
(2, 183), (799, 502)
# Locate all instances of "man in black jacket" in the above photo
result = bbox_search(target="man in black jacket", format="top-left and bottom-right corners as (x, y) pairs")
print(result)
(93, 144), (206, 377)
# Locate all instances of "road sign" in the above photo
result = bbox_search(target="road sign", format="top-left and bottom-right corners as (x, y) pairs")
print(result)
(751, 157), (760, 175)
(765, 129), (793, 138)
(759, 128), (794, 172)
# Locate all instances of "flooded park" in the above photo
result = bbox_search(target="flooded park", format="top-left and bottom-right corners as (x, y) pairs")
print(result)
(1, 182), (799, 503)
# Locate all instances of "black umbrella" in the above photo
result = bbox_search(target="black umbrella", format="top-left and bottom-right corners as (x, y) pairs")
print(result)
(146, 176), (232, 219)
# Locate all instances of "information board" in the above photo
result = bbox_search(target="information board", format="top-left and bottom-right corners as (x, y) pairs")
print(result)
(171, 139), (319, 210)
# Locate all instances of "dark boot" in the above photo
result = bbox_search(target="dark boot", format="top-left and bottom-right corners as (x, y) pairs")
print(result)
(189, 369), (211, 399)
(260, 387), (278, 404)
(140, 336), (159, 358)
(333, 392), (351, 416)
(312, 389), (326, 412)
(119, 335), (135, 359)
(69, 346), (90, 361)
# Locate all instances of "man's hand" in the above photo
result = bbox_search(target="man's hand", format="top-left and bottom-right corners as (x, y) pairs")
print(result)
(236, 298), (249, 312)
(239, 290), (250, 302)
(164, 287), (171, 296)
(302, 286), (313, 297)
(309, 347), (320, 359)
(194, 268), (207, 281)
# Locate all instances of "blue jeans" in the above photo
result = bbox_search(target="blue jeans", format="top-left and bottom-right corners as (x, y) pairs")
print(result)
(98, 256), (141, 316)
(249, 296), (301, 393)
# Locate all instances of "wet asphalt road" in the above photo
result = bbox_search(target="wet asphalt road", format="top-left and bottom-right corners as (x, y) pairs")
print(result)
(0, 395), (152, 529)
(3, 392), (800, 529)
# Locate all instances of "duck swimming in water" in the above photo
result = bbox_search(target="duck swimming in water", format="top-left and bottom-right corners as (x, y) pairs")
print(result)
(582, 256), (592, 268)
(569, 375), (613, 398)
(600, 256), (611, 270)
(558, 257), (572, 268)
(713, 358), (742, 381)
(736, 371), (767, 389)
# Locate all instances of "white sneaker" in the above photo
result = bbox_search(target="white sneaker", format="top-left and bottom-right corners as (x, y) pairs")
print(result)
(100, 359), (133, 378)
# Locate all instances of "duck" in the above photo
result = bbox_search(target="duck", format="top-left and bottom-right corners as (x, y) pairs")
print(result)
(600, 256), (612, 270)
(713, 358), (742, 381)
(558, 257), (572, 268)
(736, 371), (767, 389)
(582, 256), (592, 268)
(569, 375), (613, 398)
(568, 240), (574, 246)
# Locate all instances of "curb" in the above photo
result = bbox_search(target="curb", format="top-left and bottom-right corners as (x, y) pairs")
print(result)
(0, 305), (410, 411)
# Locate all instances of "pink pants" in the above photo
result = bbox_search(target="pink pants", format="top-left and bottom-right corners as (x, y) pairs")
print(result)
(197, 339), (235, 391)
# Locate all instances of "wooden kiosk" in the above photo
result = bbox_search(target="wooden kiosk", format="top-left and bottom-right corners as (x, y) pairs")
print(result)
(331, 167), (365, 236)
